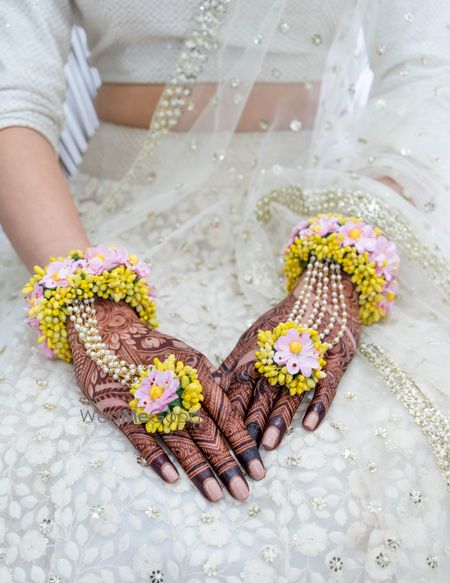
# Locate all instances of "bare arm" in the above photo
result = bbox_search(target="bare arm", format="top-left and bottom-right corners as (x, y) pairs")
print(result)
(0, 127), (90, 271)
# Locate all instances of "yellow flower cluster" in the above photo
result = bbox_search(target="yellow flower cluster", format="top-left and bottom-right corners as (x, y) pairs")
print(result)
(129, 354), (204, 434)
(23, 251), (158, 363)
(255, 322), (327, 396)
(283, 215), (389, 325)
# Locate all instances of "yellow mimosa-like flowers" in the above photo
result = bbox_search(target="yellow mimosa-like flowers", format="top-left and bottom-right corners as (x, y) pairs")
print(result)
(254, 214), (399, 397)
(255, 322), (327, 396)
(283, 214), (400, 325)
(23, 245), (158, 362)
(129, 354), (204, 434)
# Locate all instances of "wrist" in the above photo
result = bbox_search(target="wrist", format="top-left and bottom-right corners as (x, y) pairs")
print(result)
(254, 213), (398, 397)
(283, 214), (399, 325)
(23, 244), (157, 362)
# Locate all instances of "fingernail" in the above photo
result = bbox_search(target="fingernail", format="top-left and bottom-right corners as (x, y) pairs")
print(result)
(248, 459), (266, 480)
(229, 476), (250, 501)
(203, 478), (223, 502)
(161, 462), (179, 483)
(303, 411), (320, 431)
(262, 426), (280, 450)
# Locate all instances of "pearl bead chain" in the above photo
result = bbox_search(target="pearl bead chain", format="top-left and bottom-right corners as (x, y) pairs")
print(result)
(69, 298), (144, 386)
(288, 257), (348, 348)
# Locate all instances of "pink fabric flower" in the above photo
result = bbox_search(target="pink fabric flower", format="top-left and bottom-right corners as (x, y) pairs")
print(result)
(273, 328), (319, 376)
(286, 219), (309, 248)
(25, 316), (40, 329)
(26, 283), (44, 302)
(40, 339), (55, 359)
(40, 259), (78, 288)
(84, 245), (129, 274)
(370, 236), (399, 281)
(305, 216), (340, 237)
(338, 221), (377, 253)
(134, 369), (180, 415)
(147, 285), (157, 301)
(378, 279), (399, 314)
(131, 261), (150, 279)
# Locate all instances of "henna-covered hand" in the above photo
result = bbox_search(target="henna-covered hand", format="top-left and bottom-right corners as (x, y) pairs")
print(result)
(215, 272), (361, 450)
(67, 299), (265, 502)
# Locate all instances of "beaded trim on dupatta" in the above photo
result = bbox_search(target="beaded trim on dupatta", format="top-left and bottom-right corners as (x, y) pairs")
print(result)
(256, 185), (450, 299)
(95, 0), (233, 221)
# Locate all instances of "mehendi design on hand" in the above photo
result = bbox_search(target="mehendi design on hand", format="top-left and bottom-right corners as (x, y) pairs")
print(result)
(68, 299), (264, 501)
(69, 300), (181, 484)
(216, 271), (361, 450)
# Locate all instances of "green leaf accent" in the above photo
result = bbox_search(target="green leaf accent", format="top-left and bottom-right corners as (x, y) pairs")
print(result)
(168, 398), (182, 411)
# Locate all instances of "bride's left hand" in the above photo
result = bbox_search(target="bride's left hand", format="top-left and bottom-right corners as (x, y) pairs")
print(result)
(215, 272), (361, 450)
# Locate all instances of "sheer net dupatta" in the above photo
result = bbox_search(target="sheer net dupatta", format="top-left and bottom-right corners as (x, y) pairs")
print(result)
(91, 0), (313, 240)
(89, 0), (450, 306)
(90, 0), (450, 242)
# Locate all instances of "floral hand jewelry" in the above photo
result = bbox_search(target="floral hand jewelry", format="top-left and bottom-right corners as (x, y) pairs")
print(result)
(23, 245), (203, 433)
(255, 214), (399, 396)
(130, 355), (203, 433)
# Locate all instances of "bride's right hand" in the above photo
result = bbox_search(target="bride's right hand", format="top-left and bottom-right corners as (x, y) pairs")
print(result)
(67, 299), (265, 502)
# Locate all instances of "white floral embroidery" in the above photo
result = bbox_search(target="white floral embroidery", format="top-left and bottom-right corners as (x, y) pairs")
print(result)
(241, 558), (277, 583)
(199, 521), (232, 548)
(292, 524), (328, 556)
(0, 567), (13, 583)
(365, 545), (395, 581)
(16, 530), (47, 563)
(0, 517), (5, 543)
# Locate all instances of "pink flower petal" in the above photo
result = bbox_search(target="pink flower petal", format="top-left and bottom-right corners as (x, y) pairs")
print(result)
(274, 335), (291, 352)
(154, 370), (169, 387)
(274, 351), (289, 365)
(145, 386), (178, 414)
(298, 332), (313, 347)
(285, 328), (301, 342)
(300, 354), (319, 369)
(299, 363), (313, 377)
(140, 376), (152, 391)
(286, 356), (302, 375)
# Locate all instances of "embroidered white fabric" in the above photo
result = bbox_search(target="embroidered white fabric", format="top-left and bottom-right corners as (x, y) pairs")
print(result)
(1, 1), (450, 581)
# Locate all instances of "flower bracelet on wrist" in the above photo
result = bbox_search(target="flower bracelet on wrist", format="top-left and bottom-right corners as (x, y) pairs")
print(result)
(255, 214), (400, 396)
(23, 244), (203, 434)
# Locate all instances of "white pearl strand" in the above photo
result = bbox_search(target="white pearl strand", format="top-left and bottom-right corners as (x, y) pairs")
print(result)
(288, 257), (348, 347)
(68, 298), (143, 386)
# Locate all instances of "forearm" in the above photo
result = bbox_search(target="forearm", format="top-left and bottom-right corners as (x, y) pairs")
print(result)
(0, 127), (90, 271)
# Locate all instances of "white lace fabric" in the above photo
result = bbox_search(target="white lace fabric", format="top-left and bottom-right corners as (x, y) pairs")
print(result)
(1, 1), (450, 581)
